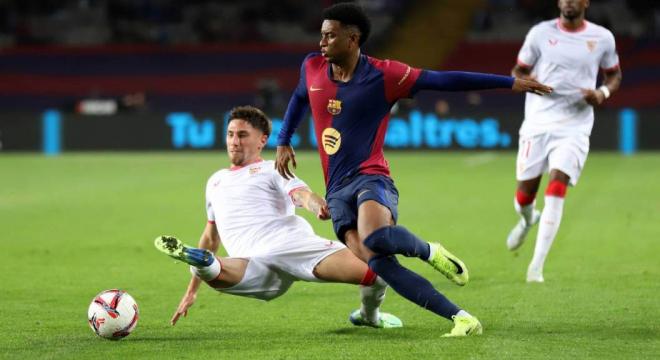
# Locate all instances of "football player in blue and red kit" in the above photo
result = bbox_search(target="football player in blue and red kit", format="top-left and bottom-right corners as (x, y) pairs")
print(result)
(275, 3), (553, 336)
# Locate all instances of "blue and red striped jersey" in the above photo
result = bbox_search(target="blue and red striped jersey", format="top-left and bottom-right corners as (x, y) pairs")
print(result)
(280, 52), (421, 193)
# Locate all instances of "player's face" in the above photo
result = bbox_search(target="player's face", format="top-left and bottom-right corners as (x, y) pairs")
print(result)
(226, 119), (267, 166)
(558, 0), (589, 20)
(320, 20), (358, 63)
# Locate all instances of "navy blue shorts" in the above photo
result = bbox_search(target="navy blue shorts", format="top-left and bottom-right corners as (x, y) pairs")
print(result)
(326, 174), (399, 242)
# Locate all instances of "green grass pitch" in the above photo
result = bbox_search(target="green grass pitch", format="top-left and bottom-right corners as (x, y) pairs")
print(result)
(1, 151), (658, 359)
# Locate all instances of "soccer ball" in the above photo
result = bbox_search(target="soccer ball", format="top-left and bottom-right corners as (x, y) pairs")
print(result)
(87, 289), (139, 340)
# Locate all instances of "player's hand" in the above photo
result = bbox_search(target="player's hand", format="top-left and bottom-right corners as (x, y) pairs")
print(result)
(316, 203), (331, 220)
(171, 291), (197, 326)
(581, 88), (606, 106)
(308, 194), (331, 220)
(512, 78), (553, 95)
(275, 145), (297, 180)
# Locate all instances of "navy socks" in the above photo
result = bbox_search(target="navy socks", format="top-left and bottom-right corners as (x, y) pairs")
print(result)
(363, 225), (430, 260)
(368, 255), (460, 319)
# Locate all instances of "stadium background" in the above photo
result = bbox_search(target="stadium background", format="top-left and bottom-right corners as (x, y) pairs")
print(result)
(0, 0), (658, 152)
(1, 1), (659, 359)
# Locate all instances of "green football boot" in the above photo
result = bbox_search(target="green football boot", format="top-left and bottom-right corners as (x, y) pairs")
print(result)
(427, 243), (469, 286)
(442, 314), (483, 337)
(349, 310), (403, 329)
(154, 235), (214, 267)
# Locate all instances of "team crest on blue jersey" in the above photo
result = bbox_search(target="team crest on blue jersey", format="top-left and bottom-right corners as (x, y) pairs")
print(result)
(327, 99), (342, 115)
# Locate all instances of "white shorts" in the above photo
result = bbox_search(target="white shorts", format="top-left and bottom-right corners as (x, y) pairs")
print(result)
(216, 236), (345, 301)
(516, 133), (589, 186)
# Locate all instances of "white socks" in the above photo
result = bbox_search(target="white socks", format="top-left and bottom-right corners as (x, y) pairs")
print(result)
(189, 257), (222, 281)
(530, 195), (565, 270)
(514, 198), (536, 225)
(360, 276), (387, 324)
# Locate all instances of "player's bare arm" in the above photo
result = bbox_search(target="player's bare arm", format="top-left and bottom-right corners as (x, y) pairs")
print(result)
(275, 145), (297, 180)
(291, 187), (331, 220)
(171, 223), (221, 325)
(582, 67), (622, 106)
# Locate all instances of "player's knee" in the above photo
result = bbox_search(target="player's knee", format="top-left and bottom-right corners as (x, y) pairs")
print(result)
(363, 226), (396, 255)
(546, 179), (568, 198)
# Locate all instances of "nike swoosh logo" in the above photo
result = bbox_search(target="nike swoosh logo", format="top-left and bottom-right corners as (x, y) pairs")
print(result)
(310, 86), (323, 92)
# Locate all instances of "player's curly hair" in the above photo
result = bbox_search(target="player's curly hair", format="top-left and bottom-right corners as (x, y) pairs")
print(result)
(228, 105), (271, 136)
(322, 2), (371, 46)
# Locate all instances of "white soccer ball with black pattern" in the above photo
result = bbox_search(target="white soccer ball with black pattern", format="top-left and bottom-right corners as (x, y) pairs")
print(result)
(87, 289), (139, 340)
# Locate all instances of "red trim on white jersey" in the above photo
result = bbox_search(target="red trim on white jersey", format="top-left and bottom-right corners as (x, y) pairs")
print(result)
(557, 18), (588, 33)
(516, 58), (533, 68)
(208, 220), (216, 224)
(229, 158), (264, 171)
(601, 63), (620, 72)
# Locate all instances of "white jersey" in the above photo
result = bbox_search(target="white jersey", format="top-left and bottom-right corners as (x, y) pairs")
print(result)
(205, 160), (314, 258)
(517, 19), (619, 136)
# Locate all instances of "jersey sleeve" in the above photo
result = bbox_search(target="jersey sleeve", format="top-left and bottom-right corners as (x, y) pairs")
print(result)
(273, 171), (309, 204)
(517, 26), (540, 68)
(381, 59), (422, 103)
(599, 31), (620, 71)
(205, 176), (216, 223)
(277, 54), (312, 146)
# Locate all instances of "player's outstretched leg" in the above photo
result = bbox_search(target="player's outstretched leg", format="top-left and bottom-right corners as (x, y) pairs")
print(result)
(507, 190), (541, 251)
(154, 235), (221, 281)
(443, 313), (483, 337)
(363, 225), (469, 286)
(348, 276), (402, 328)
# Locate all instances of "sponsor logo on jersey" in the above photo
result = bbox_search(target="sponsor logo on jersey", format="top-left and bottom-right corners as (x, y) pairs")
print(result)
(327, 99), (342, 115)
(249, 167), (261, 175)
(322, 127), (341, 155)
(586, 40), (597, 52)
(548, 38), (558, 46)
(310, 86), (323, 92)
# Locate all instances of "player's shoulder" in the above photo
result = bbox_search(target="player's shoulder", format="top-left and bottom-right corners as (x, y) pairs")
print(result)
(302, 52), (326, 67)
(205, 168), (229, 191)
(527, 19), (557, 35)
(585, 21), (616, 39)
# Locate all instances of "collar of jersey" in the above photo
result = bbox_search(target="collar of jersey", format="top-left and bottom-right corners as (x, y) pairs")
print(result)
(556, 18), (588, 33)
(326, 53), (366, 87)
(229, 158), (264, 171)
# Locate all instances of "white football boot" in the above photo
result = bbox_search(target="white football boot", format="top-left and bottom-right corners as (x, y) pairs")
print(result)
(506, 210), (541, 251)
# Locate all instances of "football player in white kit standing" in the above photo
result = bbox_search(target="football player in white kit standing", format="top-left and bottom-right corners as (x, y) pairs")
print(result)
(506, 0), (622, 282)
(155, 105), (403, 328)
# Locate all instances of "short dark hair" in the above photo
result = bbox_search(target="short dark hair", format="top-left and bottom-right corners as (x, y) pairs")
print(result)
(228, 105), (271, 136)
(322, 2), (371, 46)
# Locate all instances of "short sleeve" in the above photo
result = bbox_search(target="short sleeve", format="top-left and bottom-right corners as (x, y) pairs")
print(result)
(517, 26), (540, 68)
(273, 171), (309, 200)
(599, 31), (620, 71)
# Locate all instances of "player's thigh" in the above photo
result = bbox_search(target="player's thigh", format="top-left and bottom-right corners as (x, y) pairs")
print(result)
(312, 248), (367, 284)
(547, 134), (589, 186)
(357, 200), (395, 239)
(205, 257), (248, 289)
(215, 258), (294, 301)
(344, 229), (374, 262)
(517, 134), (549, 182)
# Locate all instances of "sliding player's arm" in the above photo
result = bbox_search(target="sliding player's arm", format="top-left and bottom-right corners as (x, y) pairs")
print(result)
(291, 187), (331, 220)
(171, 222), (221, 325)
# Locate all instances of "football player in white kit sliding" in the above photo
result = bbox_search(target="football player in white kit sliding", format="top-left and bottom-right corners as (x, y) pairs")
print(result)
(507, 0), (622, 282)
(155, 105), (402, 328)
